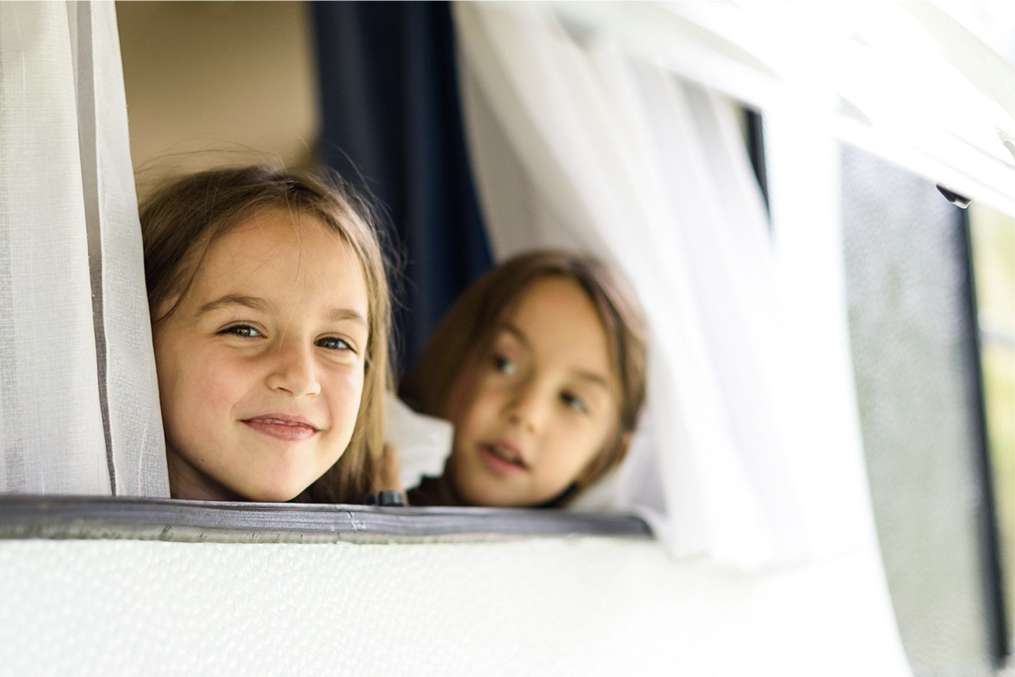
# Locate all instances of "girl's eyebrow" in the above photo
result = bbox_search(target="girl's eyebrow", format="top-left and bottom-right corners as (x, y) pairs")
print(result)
(327, 308), (367, 326)
(196, 294), (270, 317)
(499, 322), (611, 391)
(572, 369), (611, 391)
(496, 322), (531, 348)
(196, 294), (366, 327)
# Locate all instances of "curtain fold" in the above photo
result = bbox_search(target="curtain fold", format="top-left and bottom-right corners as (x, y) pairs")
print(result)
(453, 2), (878, 568)
(0, 2), (168, 497)
(549, 0), (1015, 219)
(454, 6), (910, 668)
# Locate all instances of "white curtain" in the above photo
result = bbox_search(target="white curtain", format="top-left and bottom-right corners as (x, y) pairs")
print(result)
(453, 6), (912, 670)
(0, 2), (168, 496)
(549, 0), (1015, 218)
(453, 2), (883, 569)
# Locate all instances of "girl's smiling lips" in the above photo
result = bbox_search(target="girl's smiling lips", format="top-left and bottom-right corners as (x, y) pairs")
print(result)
(241, 414), (321, 441)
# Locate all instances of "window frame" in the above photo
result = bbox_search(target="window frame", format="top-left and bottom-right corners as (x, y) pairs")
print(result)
(748, 107), (1012, 667)
(962, 205), (1013, 663)
(0, 495), (652, 544)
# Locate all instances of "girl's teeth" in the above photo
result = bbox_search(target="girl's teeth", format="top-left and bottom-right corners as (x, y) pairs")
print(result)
(262, 418), (306, 427)
(491, 445), (519, 464)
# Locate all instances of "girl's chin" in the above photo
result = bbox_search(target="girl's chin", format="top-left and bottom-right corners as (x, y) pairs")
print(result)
(231, 474), (316, 503)
(239, 487), (305, 503)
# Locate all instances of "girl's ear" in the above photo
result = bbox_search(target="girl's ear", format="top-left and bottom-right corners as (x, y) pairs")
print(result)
(443, 352), (480, 422)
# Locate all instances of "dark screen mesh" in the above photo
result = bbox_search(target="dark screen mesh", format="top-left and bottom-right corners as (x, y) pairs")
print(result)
(842, 146), (1000, 675)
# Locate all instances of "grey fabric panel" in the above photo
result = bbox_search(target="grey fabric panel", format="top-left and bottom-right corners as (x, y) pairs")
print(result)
(843, 146), (997, 676)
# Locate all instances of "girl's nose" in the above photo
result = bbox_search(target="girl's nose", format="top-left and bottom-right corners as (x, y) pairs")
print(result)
(265, 341), (322, 398)
(506, 381), (548, 434)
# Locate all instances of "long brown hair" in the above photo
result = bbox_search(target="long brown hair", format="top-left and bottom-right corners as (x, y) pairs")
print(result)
(402, 249), (647, 499)
(141, 165), (393, 503)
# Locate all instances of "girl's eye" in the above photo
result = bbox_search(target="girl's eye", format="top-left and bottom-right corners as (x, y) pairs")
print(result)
(316, 336), (353, 352)
(561, 391), (589, 414)
(493, 353), (515, 375)
(221, 324), (262, 339)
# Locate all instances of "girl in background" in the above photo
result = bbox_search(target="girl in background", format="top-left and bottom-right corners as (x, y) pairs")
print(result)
(141, 166), (392, 503)
(403, 250), (647, 508)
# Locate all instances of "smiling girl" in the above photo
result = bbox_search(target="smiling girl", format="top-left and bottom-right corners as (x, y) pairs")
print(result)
(403, 250), (647, 508)
(141, 166), (391, 503)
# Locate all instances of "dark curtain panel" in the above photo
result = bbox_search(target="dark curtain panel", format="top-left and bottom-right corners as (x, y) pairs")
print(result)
(311, 1), (492, 374)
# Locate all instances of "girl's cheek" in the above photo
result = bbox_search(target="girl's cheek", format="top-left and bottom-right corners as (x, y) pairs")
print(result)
(184, 347), (251, 414)
(444, 366), (477, 422)
(325, 359), (365, 390)
(323, 362), (366, 418)
(199, 365), (243, 411)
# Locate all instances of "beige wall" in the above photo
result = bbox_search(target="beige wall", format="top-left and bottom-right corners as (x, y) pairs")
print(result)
(116, 1), (319, 197)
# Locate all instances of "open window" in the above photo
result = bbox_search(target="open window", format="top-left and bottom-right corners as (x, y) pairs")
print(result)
(6, 3), (1015, 675)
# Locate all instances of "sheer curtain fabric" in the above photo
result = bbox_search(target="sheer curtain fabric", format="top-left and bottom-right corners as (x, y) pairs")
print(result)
(549, 1), (1015, 219)
(453, 2), (877, 569)
(0, 2), (168, 496)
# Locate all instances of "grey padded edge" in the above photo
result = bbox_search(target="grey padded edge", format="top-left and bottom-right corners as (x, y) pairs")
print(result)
(0, 495), (653, 544)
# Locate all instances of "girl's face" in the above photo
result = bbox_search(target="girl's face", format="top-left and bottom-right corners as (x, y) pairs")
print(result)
(446, 277), (622, 507)
(153, 208), (369, 502)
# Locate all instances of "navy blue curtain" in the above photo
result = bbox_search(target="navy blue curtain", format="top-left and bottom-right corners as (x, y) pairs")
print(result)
(311, 1), (492, 375)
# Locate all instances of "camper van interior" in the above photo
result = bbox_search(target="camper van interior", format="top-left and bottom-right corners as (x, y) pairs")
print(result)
(1, 2), (1013, 675)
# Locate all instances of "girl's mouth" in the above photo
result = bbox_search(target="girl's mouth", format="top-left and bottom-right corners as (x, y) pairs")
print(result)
(242, 415), (319, 442)
(478, 442), (528, 474)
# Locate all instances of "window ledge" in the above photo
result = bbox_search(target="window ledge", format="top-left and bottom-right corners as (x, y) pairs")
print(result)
(0, 495), (652, 544)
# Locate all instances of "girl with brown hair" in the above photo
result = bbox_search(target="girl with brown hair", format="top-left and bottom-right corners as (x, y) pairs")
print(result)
(403, 250), (647, 508)
(141, 165), (392, 503)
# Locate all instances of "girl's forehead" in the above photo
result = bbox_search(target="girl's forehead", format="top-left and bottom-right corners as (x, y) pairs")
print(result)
(504, 277), (598, 329)
(497, 277), (615, 380)
(187, 209), (369, 316)
(213, 207), (342, 256)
